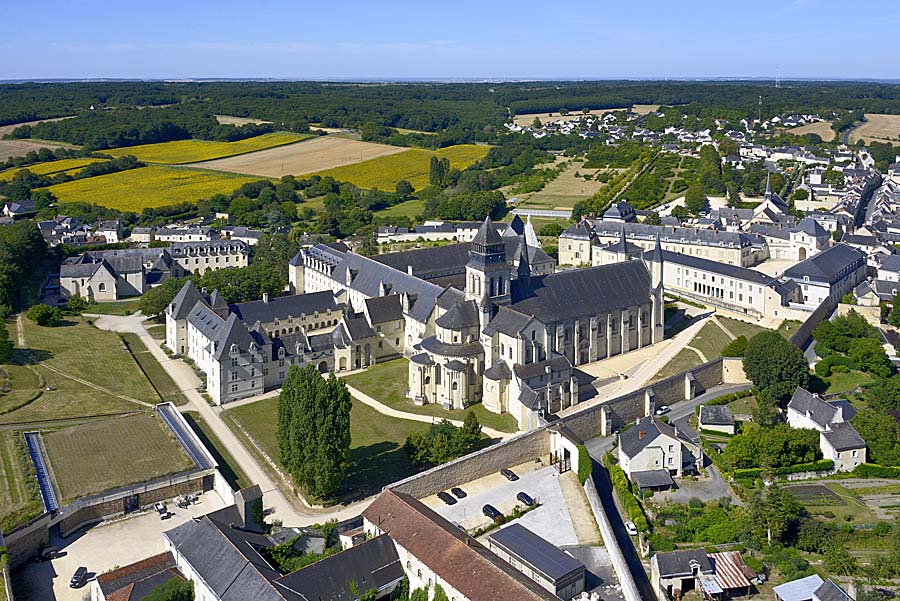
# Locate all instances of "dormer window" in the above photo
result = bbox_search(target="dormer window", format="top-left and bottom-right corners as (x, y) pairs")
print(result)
(230, 344), (239, 356)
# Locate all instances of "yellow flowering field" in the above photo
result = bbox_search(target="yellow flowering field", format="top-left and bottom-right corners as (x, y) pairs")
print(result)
(105, 132), (313, 164)
(310, 144), (490, 190)
(43, 165), (266, 211)
(0, 157), (108, 182)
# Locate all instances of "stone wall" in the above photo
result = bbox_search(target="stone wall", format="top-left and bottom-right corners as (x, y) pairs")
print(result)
(390, 428), (551, 499)
(791, 298), (836, 350)
(3, 513), (51, 569)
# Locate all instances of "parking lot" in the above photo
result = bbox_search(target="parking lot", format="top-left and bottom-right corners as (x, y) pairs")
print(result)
(12, 491), (226, 601)
(422, 462), (581, 547)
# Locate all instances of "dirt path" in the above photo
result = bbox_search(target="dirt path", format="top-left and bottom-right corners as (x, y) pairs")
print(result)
(558, 470), (603, 545)
(685, 346), (708, 363)
(712, 316), (737, 341)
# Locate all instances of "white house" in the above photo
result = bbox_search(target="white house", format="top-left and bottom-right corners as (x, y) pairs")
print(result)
(617, 416), (702, 479)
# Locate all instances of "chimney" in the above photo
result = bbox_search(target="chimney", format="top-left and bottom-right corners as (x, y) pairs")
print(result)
(407, 265), (414, 275)
(234, 485), (264, 533)
(639, 430), (645, 440)
(262, 292), (269, 304)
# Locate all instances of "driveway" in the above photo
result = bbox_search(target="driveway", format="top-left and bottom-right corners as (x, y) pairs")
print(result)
(422, 463), (580, 547)
(654, 464), (739, 506)
(12, 491), (227, 601)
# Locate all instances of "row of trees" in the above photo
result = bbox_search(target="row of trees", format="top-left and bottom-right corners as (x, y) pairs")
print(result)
(405, 413), (482, 465)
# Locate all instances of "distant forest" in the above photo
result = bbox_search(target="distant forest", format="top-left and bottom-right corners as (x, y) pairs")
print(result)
(4, 80), (900, 150)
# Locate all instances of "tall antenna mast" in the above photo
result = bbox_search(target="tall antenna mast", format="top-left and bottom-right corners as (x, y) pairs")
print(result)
(776, 66), (780, 89)
(758, 95), (762, 124)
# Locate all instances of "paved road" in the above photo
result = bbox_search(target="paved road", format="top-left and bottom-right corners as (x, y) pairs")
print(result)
(92, 314), (373, 526)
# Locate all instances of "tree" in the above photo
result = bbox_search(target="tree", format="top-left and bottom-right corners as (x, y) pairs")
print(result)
(538, 223), (565, 237)
(853, 409), (900, 466)
(684, 184), (707, 214)
(532, 117), (543, 129)
(143, 578), (194, 601)
(277, 365), (352, 498)
(848, 337), (892, 377)
(26, 303), (61, 327)
(743, 331), (809, 404)
(889, 293), (900, 327)
(727, 184), (742, 208)
(864, 375), (900, 412)
(643, 211), (662, 226)
(0, 325), (13, 363)
(461, 410), (482, 448)
(671, 205), (692, 220)
(718, 137), (740, 158)
(139, 277), (189, 318)
(746, 483), (804, 545)
(395, 180), (414, 197)
(824, 543), (858, 576)
(791, 188), (810, 202)
(433, 584), (450, 601)
(824, 167), (845, 188)
(722, 335), (748, 358)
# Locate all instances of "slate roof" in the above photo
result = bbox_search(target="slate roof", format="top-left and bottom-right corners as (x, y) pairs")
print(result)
(343, 314), (376, 340)
(699, 405), (735, 426)
(482, 306), (533, 337)
(513, 355), (571, 381)
(662, 250), (774, 286)
(630, 469), (675, 490)
(420, 336), (483, 358)
(212, 314), (261, 361)
(814, 579), (853, 601)
(488, 524), (584, 583)
(822, 422), (866, 451)
(273, 535), (403, 601)
(484, 360), (511, 381)
(435, 300), (480, 330)
(880, 254), (900, 273)
(619, 416), (689, 459)
(784, 244), (866, 283)
(229, 291), (340, 325)
(509, 260), (651, 324)
(796, 217), (829, 237)
(787, 387), (840, 429)
(365, 295), (403, 324)
(362, 489), (561, 601)
(472, 216), (504, 246)
(187, 301), (227, 342)
(574, 220), (759, 249)
(653, 548), (713, 578)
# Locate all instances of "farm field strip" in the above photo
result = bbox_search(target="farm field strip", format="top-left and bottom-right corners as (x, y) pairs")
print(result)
(0, 139), (79, 162)
(310, 144), (490, 191)
(106, 131), (312, 164)
(0, 429), (43, 532)
(787, 121), (835, 142)
(850, 113), (900, 144)
(214, 115), (273, 126)
(192, 135), (407, 178)
(0, 157), (108, 182)
(42, 413), (194, 502)
(42, 165), (265, 211)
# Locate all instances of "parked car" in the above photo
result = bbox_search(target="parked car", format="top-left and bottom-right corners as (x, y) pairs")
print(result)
(516, 492), (534, 507)
(69, 566), (88, 588)
(36, 547), (61, 562)
(500, 468), (519, 481)
(437, 491), (457, 506)
(625, 521), (638, 536)
(450, 487), (467, 499)
(655, 405), (671, 416)
(154, 502), (167, 514)
(482, 504), (503, 522)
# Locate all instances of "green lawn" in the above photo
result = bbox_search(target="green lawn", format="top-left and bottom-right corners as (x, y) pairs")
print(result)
(147, 324), (167, 340)
(342, 358), (519, 433)
(0, 429), (43, 533)
(728, 395), (757, 417)
(0, 363), (43, 415)
(822, 370), (874, 395)
(84, 299), (141, 316)
(777, 319), (803, 339)
(715, 316), (770, 341)
(690, 321), (733, 361)
(651, 348), (703, 382)
(224, 395), (431, 498)
(182, 411), (252, 490)
(120, 333), (188, 405)
(376, 199), (424, 220)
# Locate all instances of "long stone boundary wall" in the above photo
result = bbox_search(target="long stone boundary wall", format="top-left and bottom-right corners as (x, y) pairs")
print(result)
(790, 298), (836, 350)
(392, 358), (731, 499)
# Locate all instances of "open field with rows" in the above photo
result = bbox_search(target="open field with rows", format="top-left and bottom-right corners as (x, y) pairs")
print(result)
(0, 117), (79, 161)
(42, 413), (194, 502)
(106, 131), (311, 164)
(0, 429), (43, 533)
(787, 121), (835, 141)
(43, 165), (264, 211)
(850, 113), (900, 145)
(516, 157), (610, 211)
(214, 114), (272, 126)
(311, 144), (490, 191)
(0, 157), (108, 182)
(193, 135), (407, 178)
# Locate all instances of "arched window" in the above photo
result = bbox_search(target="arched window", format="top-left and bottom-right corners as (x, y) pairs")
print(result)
(452, 382), (458, 391)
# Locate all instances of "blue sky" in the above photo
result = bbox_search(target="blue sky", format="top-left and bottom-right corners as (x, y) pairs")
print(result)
(5, 0), (899, 80)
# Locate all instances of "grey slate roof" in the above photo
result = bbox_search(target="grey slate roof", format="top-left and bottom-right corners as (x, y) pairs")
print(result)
(880, 254), (900, 273)
(482, 306), (533, 337)
(796, 217), (829, 237)
(699, 405), (735, 426)
(784, 244), (866, 283)
(187, 301), (226, 342)
(365, 295), (403, 324)
(787, 387), (840, 429)
(619, 416), (685, 459)
(575, 220), (760, 249)
(435, 300), (480, 330)
(212, 314), (260, 361)
(472, 216), (504, 246)
(513, 355), (570, 381)
(484, 360), (511, 380)
(488, 524), (584, 583)
(420, 335), (483, 357)
(509, 260), (651, 324)
(273, 535), (403, 601)
(814, 579), (853, 601)
(343, 314), (376, 340)
(662, 250), (775, 286)
(654, 548), (713, 578)
(822, 422), (866, 451)
(630, 469), (675, 490)
(229, 291), (340, 325)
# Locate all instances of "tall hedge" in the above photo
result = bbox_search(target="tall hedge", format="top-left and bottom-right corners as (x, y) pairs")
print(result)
(577, 445), (592, 485)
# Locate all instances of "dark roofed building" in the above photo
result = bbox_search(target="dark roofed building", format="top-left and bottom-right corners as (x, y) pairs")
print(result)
(618, 416), (702, 478)
(783, 243), (867, 307)
(698, 405), (736, 435)
(487, 524), (585, 599)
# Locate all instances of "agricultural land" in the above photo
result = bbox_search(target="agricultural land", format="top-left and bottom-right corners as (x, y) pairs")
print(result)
(42, 165), (265, 211)
(105, 131), (312, 164)
(214, 115), (272, 126)
(191, 135), (407, 178)
(0, 117), (78, 161)
(0, 429), (42, 533)
(514, 157), (612, 211)
(0, 157), (108, 182)
(849, 113), (900, 145)
(41, 413), (194, 502)
(511, 104), (659, 126)
(787, 120), (836, 141)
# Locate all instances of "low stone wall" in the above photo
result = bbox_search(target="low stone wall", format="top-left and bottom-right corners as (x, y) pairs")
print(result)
(3, 513), (51, 569)
(389, 428), (551, 499)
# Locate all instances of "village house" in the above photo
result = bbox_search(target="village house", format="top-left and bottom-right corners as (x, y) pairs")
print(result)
(618, 416), (703, 481)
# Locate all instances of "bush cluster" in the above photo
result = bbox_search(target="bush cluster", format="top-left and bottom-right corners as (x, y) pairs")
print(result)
(606, 457), (648, 531)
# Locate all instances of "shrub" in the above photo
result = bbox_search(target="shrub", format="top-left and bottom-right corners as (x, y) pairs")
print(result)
(853, 464), (900, 478)
(742, 554), (764, 574)
(26, 303), (62, 326)
(722, 335), (748, 358)
(815, 355), (856, 377)
(577, 445), (592, 485)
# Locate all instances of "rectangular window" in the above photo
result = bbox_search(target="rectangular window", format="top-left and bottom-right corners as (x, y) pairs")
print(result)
(231, 372), (238, 381)
(231, 384), (238, 392)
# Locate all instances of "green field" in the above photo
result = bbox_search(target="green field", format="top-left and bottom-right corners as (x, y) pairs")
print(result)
(0, 157), (107, 182)
(0, 318), (159, 425)
(121, 333), (189, 405)
(715, 316), (772, 341)
(690, 321), (733, 361)
(376, 198), (426, 220)
(311, 144), (489, 191)
(84, 299), (141, 316)
(0, 429), (43, 533)
(0, 363), (43, 415)
(106, 132), (312, 164)
(182, 412), (251, 490)
(42, 413), (194, 502)
(225, 395), (431, 497)
(342, 358), (518, 433)
(651, 348), (704, 382)
(43, 165), (265, 212)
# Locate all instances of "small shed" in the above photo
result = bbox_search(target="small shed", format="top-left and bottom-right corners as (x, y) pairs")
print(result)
(631, 469), (676, 492)
(699, 405), (736, 435)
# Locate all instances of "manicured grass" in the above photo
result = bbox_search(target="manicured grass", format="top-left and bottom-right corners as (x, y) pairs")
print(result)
(147, 324), (167, 340)
(728, 395), (757, 417)
(0, 363), (42, 415)
(120, 333), (188, 405)
(106, 132), (312, 164)
(42, 413), (194, 502)
(0, 157), (107, 182)
(342, 358), (519, 433)
(42, 165), (265, 211)
(651, 348), (703, 382)
(715, 316), (770, 341)
(690, 321), (733, 361)
(182, 411), (251, 490)
(777, 319), (803, 339)
(84, 299), (141, 315)
(224, 395), (431, 497)
(376, 198), (424, 220)
(311, 144), (489, 191)
(823, 370), (874, 395)
(0, 429), (43, 533)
